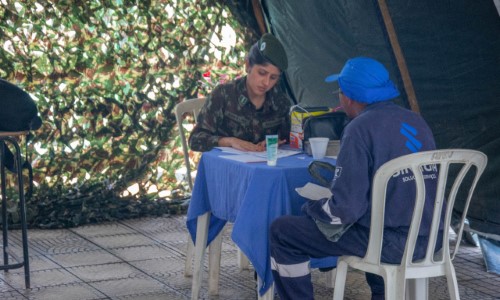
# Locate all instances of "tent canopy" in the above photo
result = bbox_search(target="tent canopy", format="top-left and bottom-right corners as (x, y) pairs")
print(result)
(227, 0), (500, 238)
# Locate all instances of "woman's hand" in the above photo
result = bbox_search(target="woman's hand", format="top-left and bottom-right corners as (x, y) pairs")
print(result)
(218, 137), (287, 152)
(255, 140), (266, 152)
(219, 137), (263, 152)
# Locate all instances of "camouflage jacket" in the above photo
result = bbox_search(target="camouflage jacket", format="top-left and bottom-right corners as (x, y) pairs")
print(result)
(189, 76), (291, 152)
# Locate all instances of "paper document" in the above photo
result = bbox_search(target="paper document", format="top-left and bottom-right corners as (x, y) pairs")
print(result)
(219, 154), (266, 163)
(295, 182), (333, 201)
(215, 147), (301, 160)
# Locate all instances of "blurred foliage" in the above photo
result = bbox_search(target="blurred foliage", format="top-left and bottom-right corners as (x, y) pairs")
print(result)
(0, 0), (259, 228)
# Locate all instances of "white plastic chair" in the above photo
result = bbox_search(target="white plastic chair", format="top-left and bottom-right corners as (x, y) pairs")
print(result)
(174, 98), (249, 298)
(174, 98), (221, 289)
(174, 97), (205, 191)
(333, 149), (487, 300)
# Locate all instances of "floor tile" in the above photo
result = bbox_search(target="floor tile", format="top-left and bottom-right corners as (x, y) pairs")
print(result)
(0, 215), (497, 299)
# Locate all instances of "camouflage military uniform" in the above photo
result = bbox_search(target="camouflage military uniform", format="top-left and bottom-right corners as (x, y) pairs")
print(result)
(189, 76), (291, 152)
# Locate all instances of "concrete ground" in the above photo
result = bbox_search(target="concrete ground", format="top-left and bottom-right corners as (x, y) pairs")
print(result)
(0, 215), (498, 299)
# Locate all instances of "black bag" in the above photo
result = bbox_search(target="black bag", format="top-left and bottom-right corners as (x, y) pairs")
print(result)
(0, 79), (42, 132)
(302, 111), (349, 141)
(0, 79), (41, 195)
(302, 111), (349, 156)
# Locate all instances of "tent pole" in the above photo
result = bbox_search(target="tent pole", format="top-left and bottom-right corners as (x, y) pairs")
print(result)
(377, 0), (421, 113)
(252, 0), (267, 34)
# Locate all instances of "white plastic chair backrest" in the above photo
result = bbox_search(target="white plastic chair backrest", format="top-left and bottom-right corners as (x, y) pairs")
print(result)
(174, 97), (206, 191)
(365, 149), (487, 268)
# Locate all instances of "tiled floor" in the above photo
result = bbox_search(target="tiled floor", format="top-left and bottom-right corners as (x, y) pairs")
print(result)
(0, 215), (499, 299)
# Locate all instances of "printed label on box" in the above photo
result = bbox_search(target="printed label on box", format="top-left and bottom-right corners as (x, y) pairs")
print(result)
(289, 108), (330, 149)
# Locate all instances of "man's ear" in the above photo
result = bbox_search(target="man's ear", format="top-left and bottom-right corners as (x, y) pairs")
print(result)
(345, 96), (358, 108)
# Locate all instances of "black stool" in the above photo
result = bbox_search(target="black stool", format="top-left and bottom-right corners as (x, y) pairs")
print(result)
(0, 131), (30, 288)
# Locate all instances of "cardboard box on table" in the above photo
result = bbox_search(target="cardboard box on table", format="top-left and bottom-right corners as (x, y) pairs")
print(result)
(289, 106), (331, 149)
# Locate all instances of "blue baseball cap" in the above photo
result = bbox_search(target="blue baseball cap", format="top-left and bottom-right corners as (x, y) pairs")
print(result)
(325, 57), (400, 104)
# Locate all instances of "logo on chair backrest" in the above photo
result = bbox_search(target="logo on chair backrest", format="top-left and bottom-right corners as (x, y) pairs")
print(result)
(400, 122), (422, 153)
(431, 151), (454, 160)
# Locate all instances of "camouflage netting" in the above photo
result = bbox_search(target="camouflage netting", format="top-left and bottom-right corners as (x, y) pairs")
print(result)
(0, 0), (258, 228)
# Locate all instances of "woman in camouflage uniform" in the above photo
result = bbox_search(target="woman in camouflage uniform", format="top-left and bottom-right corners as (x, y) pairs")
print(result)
(189, 33), (291, 152)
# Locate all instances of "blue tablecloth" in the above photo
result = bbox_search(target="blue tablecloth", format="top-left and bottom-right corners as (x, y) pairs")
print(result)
(186, 148), (337, 296)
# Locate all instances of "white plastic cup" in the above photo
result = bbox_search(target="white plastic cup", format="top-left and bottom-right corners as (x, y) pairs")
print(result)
(309, 137), (329, 159)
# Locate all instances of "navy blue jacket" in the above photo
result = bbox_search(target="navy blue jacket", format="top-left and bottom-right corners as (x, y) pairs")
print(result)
(304, 101), (438, 237)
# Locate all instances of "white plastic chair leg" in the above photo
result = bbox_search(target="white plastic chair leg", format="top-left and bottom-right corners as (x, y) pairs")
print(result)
(208, 232), (222, 295)
(445, 263), (460, 300)
(384, 274), (400, 300)
(332, 259), (348, 300)
(185, 238), (194, 277)
(191, 212), (210, 300)
(238, 250), (250, 270)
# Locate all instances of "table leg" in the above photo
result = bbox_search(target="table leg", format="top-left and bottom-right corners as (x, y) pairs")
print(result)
(191, 212), (210, 300)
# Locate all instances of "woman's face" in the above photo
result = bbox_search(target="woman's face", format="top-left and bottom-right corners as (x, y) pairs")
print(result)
(246, 62), (281, 98)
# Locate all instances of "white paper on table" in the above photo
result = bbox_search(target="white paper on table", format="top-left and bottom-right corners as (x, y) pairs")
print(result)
(219, 154), (266, 163)
(260, 148), (302, 158)
(215, 147), (252, 154)
(295, 182), (333, 201)
(215, 147), (301, 159)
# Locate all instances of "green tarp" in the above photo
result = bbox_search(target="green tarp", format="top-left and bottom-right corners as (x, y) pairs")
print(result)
(228, 0), (500, 237)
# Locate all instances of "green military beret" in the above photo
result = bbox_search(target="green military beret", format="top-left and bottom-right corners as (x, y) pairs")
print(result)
(258, 33), (288, 71)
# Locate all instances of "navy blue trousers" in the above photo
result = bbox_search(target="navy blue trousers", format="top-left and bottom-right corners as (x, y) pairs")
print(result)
(270, 215), (434, 300)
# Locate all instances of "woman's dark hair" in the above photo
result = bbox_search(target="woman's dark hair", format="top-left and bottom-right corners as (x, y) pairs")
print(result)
(247, 43), (273, 68)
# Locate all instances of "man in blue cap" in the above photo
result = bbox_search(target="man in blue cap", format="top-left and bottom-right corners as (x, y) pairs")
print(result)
(269, 57), (440, 299)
